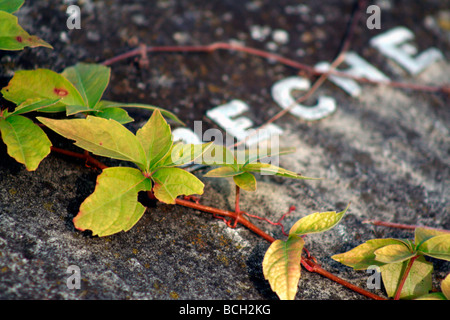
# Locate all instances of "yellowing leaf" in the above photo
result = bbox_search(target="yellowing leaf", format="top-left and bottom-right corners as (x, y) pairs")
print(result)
(0, 11), (52, 50)
(380, 256), (433, 299)
(1, 69), (84, 113)
(417, 233), (450, 261)
(289, 203), (350, 237)
(10, 98), (61, 116)
(262, 236), (305, 300)
(233, 172), (257, 192)
(332, 238), (407, 270)
(0, 115), (51, 171)
(415, 227), (448, 246)
(152, 167), (204, 204)
(136, 110), (172, 171)
(37, 116), (147, 169)
(374, 244), (415, 264)
(73, 167), (152, 237)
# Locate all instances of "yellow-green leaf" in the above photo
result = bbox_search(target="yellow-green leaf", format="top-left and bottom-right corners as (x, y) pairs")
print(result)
(332, 238), (407, 270)
(10, 97), (61, 115)
(289, 203), (350, 237)
(415, 227), (448, 247)
(0, 115), (51, 171)
(380, 256), (433, 299)
(262, 236), (305, 300)
(73, 167), (152, 237)
(0, 11), (52, 50)
(136, 110), (172, 171)
(151, 167), (204, 204)
(417, 233), (450, 261)
(233, 172), (257, 191)
(1, 69), (84, 113)
(374, 244), (416, 264)
(37, 116), (147, 169)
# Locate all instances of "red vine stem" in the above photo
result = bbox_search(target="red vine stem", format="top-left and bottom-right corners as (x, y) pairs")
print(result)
(50, 146), (108, 170)
(100, 42), (448, 95)
(363, 220), (450, 233)
(394, 255), (418, 300)
(48, 146), (385, 300)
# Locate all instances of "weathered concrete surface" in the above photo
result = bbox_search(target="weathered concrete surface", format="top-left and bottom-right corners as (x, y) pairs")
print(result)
(0, 0), (449, 300)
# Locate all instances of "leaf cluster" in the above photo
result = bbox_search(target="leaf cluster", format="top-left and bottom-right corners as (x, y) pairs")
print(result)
(0, 63), (181, 171)
(262, 204), (350, 300)
(38, 111), (211, 237)
(332, 227), (450, 299)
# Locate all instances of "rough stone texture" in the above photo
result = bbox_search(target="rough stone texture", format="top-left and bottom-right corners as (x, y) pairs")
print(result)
(0, 0), (448, 300)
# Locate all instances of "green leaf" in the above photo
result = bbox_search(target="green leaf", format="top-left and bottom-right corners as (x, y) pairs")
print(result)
(10, 97), (61, 115)
(0, 11), (52, 50)
(289, 203), (350, 237)
(0, 115), (51, 171)
(100, 101), (184, 125)
(0, 0), (24, 13)
(203, 166), (243, 178)
(442, 273), (450, 300)
(233, 172), (257, 192)
(136, 110), (172, 171)
(415, 227), (448, 247)
(151, 167), (204, 204)
(94, 107), (134, 124)
(37, 116), (147, 169)
(374, 244), (416, 264)
(243, 163), (321, 180)
(262, 236), (305, 300)
(417, 233), (450, 261)
(380, 256), (433, 299)
(158, 142), (213, 167)
(72, 167), (152, 237)
(332, 238), (408, 270)
(61, 63), (111, 109)
(1, 69), (84, 112)
(65, 105), (93, 116)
